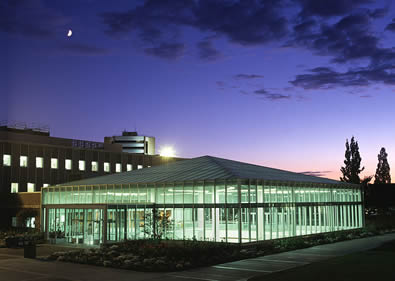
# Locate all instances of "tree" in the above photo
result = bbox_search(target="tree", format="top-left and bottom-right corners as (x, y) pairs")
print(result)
(374, 147), (391, 184)
(144, 205), (173, 240)
(360, 175), (373, 198)
(340, 137), (364, 184)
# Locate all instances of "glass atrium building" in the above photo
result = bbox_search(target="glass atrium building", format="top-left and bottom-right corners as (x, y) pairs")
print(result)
(41, 156), (363, 245)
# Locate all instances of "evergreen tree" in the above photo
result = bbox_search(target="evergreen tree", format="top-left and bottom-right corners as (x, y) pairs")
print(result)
(374, 147), (391, 184)
(340, 139), (351, 182)
(340, 137), (364, 184)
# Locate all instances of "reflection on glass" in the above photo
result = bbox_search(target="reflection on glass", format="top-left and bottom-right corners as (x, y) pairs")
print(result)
(41, 180), (363, 245)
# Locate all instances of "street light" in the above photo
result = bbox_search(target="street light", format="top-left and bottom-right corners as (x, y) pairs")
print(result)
(160, 146), (176, 157)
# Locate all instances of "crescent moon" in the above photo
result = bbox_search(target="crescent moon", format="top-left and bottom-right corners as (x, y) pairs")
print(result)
(67, 29), (72, 37)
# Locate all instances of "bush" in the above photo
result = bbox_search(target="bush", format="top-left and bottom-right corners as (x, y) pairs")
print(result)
(0, 228), (44, 248)
(43, 220), (395, 272)
(366, 214), (395, 231)
(274, 237), (307, 250)
(45, 239), (242, 271)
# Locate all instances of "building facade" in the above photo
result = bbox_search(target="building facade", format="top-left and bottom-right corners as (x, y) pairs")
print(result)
(41, 156), (363, 245)
(0, 123), (179, 228)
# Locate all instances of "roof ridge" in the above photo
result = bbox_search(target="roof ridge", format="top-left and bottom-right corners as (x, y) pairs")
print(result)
(202, 155), (344, 184)
(53, 155), (343, 187)
(205, 156), (237, 179)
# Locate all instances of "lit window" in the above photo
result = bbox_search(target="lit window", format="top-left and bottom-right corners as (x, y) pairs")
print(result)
(116, 163), (121, 173)
(127, 164), (132, 171)
(36, 157), (43, 168)
(27, 183), (35, 192)
(25, 217), (35, 228)
(79, 160), (85, 171)
(11, 217), (17, 227)
(65, 159), (72, 170)
(3, 154), (11, 166)
(20, 156), (28, 167)
(11, 183), (19, 193)
(148, 165), (151, 168)
(104, 162), (110, 172)
(43, 183), (49, 188)
(51, 158), (58, 169)
(92, 161), (98, 172)
(137, 165), (143, 169)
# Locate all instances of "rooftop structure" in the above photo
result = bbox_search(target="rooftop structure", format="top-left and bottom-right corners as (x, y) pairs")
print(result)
(105, 131), (155, 155)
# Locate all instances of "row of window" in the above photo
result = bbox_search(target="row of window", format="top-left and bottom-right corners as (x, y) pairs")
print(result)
(2, 154), (144, 172)
(10, 182), (49, 193)
(42, 184), (361, 205)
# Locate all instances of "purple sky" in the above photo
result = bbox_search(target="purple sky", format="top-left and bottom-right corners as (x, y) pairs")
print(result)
(2, 0), (395, 182)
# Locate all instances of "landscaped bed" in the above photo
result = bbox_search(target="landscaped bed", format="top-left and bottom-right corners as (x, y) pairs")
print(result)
(0, 228), (45, 248)
(43, 226), (395, 272)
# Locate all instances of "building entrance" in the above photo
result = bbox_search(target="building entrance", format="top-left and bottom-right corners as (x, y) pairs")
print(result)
(47, 207), (104, 245)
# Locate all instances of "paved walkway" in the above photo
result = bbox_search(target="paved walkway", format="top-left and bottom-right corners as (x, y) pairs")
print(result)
(166, 233), (395, 281)
(1, 233), (394, 281)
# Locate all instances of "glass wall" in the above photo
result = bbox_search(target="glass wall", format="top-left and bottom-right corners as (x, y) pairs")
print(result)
(47, 208), (103, 245)
(42, 180), (363, 244)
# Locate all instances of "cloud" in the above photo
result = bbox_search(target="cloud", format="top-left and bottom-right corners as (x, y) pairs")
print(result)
(144, 42), (185, 60)
(360, 95), (372, 98)
(216, 81), (225, 87)
(99, 0), (394, 90)
(368, 7), (389, 18)
(58, 43), (109, 55)
(101, 0), (194, 43)
(196, 40), (222, 61)
(254, 88), (291, 100)
(290, 12), (380, 64)
(101, 0), (192, 59)
(100, 0), (288, 60)
(0, 0), (69, 38)
(254, 89), (270, 95)
(385, 18), (395, 32)
(288, 8), (395, 89)
(226, 74), (292, 101)
(290, 67), (366, 89)
(234, 74), (265, 79)
(301, 170), (332, 177)
(295, 0), (371, 17)
(290, 65), (395, 89)
(193, 0), (288, 45)
(263, 93), (292, 100)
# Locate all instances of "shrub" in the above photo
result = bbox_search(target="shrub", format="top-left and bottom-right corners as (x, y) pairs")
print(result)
(0, 228), (45, 248)
(274, 237), (307, 250)
(42, 220), (395, 272)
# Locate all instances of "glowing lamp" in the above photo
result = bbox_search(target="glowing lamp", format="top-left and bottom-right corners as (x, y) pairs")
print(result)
(160, 146), (176, 157)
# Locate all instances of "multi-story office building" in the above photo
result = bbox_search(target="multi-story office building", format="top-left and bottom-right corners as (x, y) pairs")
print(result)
(104, 131), (155, 155)
(0, 122), (180, 228)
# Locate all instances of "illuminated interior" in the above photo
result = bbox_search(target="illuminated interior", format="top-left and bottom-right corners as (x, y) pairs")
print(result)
(42, 180), (363, 245)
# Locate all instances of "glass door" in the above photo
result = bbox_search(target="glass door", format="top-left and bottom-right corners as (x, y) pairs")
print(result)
(92, 209), (103, 245)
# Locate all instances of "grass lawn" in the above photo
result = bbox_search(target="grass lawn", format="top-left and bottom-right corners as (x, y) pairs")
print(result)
(249, 240), (395, 281)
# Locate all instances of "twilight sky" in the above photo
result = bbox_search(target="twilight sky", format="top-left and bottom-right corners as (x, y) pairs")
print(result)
(2, 0), (395, 182)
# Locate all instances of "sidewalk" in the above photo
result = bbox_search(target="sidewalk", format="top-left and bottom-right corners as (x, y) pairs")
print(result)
(0, 233), (394, 281)
(164, 233), (395, 281)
